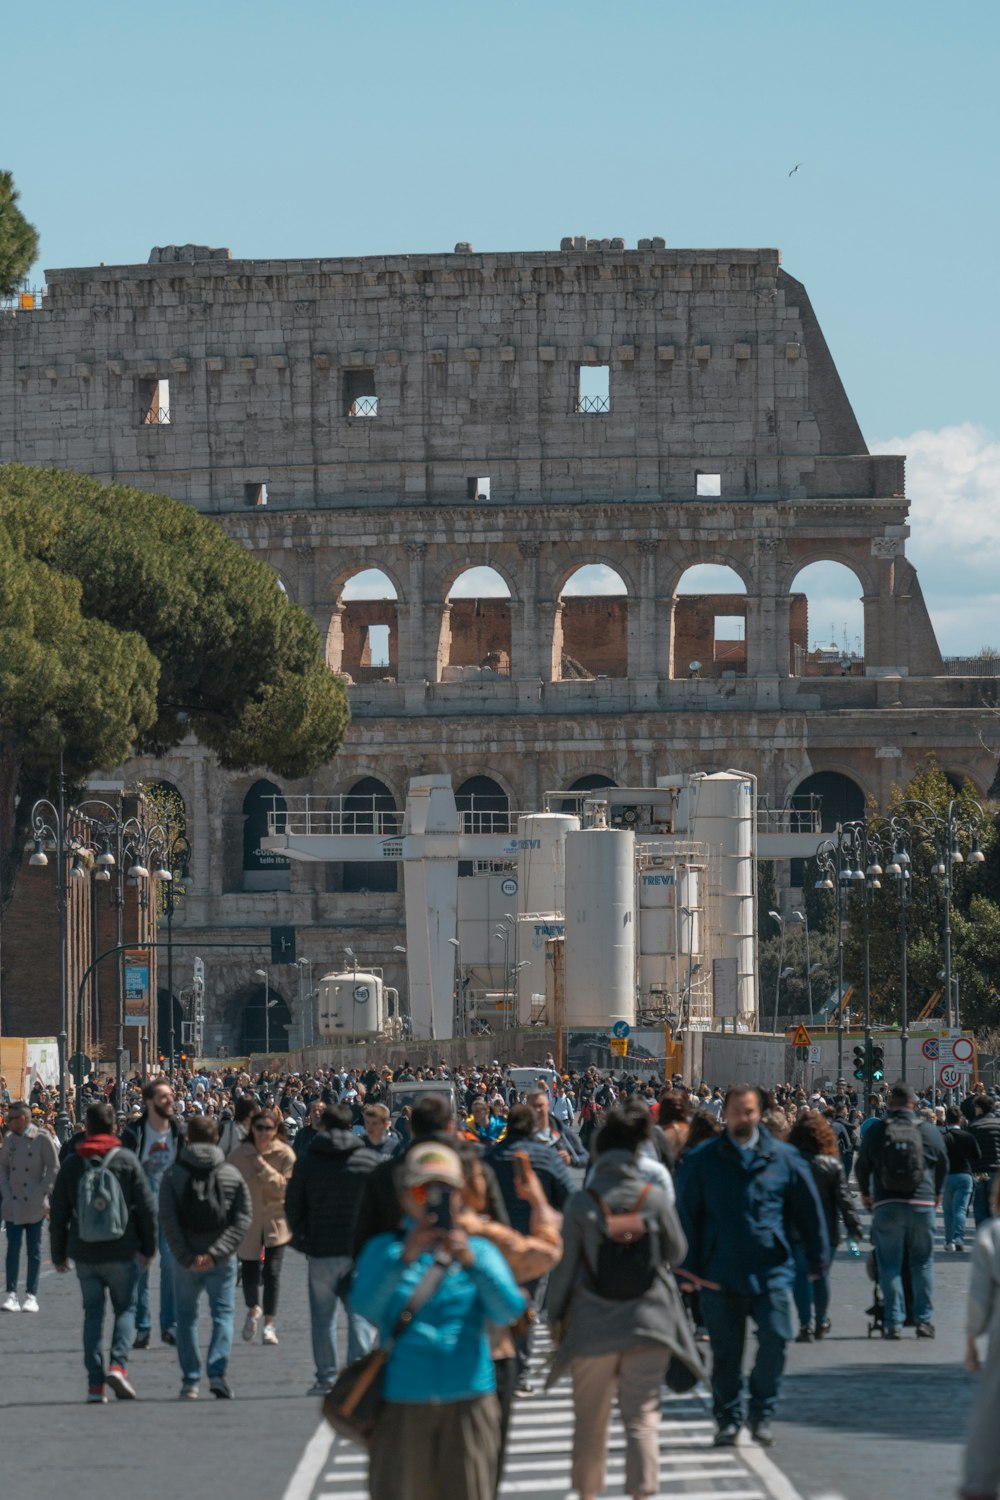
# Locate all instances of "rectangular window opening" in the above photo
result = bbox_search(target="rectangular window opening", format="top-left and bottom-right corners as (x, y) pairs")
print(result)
(467, 476), (491, 501)
(140, 376), (170, 426)
(244, 482), (268, 507)
(576, 363), (610, 414)
(696, 471), (721, 496)
(344, 368), (378, 418)
(366, 624), (391, 667)
(713, 615), (745, 664)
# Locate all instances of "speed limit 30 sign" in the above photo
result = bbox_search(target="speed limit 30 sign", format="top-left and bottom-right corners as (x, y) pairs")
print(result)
(939, 1063), (961, 1089)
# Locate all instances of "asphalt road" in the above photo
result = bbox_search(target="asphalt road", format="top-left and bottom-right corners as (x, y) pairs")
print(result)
(0, 1214), (978, 1500)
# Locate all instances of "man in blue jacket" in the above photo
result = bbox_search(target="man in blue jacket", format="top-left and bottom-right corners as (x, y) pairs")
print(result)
(677, 1083), (827, 1448)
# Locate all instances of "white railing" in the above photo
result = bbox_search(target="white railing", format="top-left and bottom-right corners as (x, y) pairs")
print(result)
(266, 795), (403, 838)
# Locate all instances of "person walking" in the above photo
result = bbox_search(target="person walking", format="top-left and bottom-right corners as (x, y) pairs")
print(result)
(856, 1081), (948, 1340)
(359, 1101), (403, 1158)
(0, 1099), (60, 1313)
(121, 1079), (186, 1348)
(228, 1106), (295, 1346)
(969, 1095), (1000, 1226)
(49, 1101), (157, 1403)
(943, 1104), (981, 1252)
(159, 1114), (252, 1399)
(787, 1112), (861, 1340)
(960, 1174), (1000, 1500)
(547, 1102), (699, 1500)
(527, 1087), (588, 1167)
(677, 1083), (827, 1447)
(285, 1102), (381, 1394)
(350, 1141), (526, 1500)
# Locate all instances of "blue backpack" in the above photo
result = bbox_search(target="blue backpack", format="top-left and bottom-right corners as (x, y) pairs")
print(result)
(77, 1149), (129, 1243)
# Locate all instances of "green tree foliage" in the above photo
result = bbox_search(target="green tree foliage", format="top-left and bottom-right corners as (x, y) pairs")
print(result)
(0, 171), (38, 297)
(842, 758), (1000, 1032)
(756, 859), (777, 943)
(759, 929), (840, 1029)
(0, 465), (350, 908)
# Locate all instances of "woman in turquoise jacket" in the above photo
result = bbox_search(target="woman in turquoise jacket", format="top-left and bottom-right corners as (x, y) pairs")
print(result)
(350, 1141), (525, 1500)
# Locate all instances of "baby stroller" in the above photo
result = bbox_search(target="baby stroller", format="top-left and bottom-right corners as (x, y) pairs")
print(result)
(865, 1245), (914, 1337)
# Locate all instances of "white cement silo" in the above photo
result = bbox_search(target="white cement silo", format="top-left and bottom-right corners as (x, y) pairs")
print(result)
(683, 772), (756, 1019)
(563, 828), (636, 1028)
(517, 812), (580, 916)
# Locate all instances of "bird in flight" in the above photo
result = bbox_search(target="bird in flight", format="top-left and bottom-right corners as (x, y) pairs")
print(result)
(788, 162), (804, 177)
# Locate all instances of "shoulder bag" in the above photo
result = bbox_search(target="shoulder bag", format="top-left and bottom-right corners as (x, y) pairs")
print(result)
(322, 1257), (449, 1445)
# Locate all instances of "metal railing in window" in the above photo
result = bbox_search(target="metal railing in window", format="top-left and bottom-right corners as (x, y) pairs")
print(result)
(141, 406), (171, 426)
(348, 396), (379, 418)
(574, 394), (610, 414)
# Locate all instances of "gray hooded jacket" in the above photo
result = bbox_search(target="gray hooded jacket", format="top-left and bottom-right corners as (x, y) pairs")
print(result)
(159, 1143), (251, 1268)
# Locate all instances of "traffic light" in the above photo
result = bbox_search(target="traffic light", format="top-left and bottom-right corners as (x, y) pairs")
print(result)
(871, 1043), (885, 1082)
(853, 1044), (866, 1081)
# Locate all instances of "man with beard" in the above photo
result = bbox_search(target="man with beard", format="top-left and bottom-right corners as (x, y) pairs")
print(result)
(676, 1083), (827, 1449)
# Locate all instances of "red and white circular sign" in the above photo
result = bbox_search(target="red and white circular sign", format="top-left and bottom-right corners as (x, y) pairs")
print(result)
(939, 1063), (960, 1089)
(952, 1037), (975, 1064)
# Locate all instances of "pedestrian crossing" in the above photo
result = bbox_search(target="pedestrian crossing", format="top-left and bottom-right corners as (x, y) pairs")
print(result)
(313, 1331), (780, 1500)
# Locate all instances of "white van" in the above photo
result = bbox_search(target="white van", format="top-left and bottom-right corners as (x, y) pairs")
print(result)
(506, 1066), (560, 1094)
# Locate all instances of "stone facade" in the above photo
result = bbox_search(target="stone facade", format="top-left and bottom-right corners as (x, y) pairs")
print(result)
(2, 241), (995, 1051)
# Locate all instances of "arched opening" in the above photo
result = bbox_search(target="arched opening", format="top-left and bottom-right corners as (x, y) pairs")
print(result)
(330, 569), (399, 683)
(338, 777), (399, 894)
(556, 566), (628, 679)
(239, 985), (292, 1056)
(558, 773), (617, 815)
(242, 780), (290, 892)
(671, 564), (747, 679)
(439, 568), (511, 683)
(788, 562), (865, 677)
(456, 775), (510, 875)
(789, 770), (867, 885)
(156, 990), (185, 1067)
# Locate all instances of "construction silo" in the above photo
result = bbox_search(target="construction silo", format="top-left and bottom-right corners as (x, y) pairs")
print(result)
(563, 828), (636, 1028)
(681, 771), (756, 1020)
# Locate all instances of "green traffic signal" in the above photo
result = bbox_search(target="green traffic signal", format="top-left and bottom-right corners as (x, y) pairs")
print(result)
(853, 1044), (866, 1081)
(871, 1044), (885, 1082)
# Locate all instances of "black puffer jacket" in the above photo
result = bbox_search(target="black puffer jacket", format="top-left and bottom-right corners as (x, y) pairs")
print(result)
(970, 1114), (1000, 1172)
(285, 1129), (381, 1258)
(797, 1151), (862, 1250)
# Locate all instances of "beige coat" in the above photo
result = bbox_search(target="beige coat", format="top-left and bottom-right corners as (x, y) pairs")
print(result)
(228, 1137), (295, 1258)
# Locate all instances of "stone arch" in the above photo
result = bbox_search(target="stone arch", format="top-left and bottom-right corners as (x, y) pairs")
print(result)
(455, 774), (512, 833)
(787, 559), (867, 676)
(241, 779), (290, 892)
(554, 564), (631, 680)
(438, 567), (513, 683)
(226, 980), (292, 1057)
(156, 990), (185, 1067)
(670, 562), (750, 679)
(428, 556), (521, 604)
(786, 768), (868, 831)
(326, 566), (401, 681)
(336, 776), (400, 895)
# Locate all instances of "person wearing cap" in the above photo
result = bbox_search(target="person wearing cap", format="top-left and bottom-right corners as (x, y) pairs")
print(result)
(351, 1140), (525, 1500)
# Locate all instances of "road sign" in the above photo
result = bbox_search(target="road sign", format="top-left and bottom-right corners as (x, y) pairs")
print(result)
(609, 1037), (628, 1056)
(790, 1023), (812, 1048)
(952, 1036), (975, 1064)
(921, 1038), (939, 1061)
(808, 1045), (822, 1063)
(612, 1020), (631, 1039)
(939, 1063), (960, 1089)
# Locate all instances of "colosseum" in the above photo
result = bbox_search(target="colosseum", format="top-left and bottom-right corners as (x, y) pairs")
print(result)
(1, 236), (994, 1052)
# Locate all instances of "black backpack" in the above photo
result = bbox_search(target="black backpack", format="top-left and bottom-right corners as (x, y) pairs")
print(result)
(585, 1185), (661, 1301)
(178, 1162), (230, 1236)
(877, 1115), (926, 1195)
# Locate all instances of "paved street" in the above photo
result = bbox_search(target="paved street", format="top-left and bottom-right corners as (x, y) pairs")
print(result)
(0, 1223), (976, 1500)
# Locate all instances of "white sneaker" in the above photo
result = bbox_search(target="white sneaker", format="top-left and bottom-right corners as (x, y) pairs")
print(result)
(242, 1310), (259, 1343)
(1, 1291), (20, 1313)
(261, 1324), (279, 1345)
(22, 1294), (39, 1313)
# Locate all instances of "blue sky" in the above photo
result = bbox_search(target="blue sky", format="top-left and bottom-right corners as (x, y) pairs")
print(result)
(5, 0), (998, 651)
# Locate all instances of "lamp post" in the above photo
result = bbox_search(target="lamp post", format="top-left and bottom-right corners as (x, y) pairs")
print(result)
(885, 821), (913, 1081)
(152, 827), (190, 1077)
(254, 967), (277, 1055)
(791, 908), (812, 1020)
(27, 762), (71, 1142)
(448, 937), (463, 1036)
(815, 821), (882, 1099)
(768, 910), (786, 1033)
(296, 956), (313, 1048)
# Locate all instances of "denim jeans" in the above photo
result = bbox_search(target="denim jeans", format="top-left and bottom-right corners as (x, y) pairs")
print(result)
(700, 1285), (793, 1427)
(791, 1243), (830, 1330)
(973, 1175), (996, 1227)
(77, 1260), (140, 1386)
(871, 1203), (935, 1329)
(4, 1219), (42, 1295)
(135, 1221), (176, 1336)
(174, 1258), (237, 1387)
(307, 1255), (375, 1387)
(943, 1173), (974, 1246)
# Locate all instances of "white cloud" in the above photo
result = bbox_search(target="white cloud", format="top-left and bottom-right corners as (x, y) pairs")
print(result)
(447, 566), (511, 599)
(342, 568), (398, 600)
(872, 424), (1000, 656)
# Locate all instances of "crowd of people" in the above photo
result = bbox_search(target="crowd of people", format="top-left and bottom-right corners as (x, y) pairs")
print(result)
(3, 1059), (1000, 1500)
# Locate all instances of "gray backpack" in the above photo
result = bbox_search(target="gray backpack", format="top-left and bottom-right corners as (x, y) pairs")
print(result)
(77, 1149), (129, 1243)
